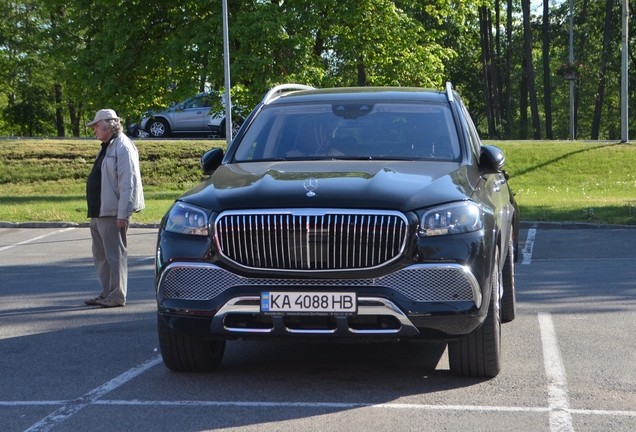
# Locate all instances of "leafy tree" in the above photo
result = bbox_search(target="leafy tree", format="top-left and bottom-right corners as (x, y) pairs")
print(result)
(1, 1), (57, 136)
(224, 0), (452, 111)
(0, 0), (634, 140)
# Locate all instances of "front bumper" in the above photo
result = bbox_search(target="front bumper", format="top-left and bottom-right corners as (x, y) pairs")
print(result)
(157, 262), (487, 341)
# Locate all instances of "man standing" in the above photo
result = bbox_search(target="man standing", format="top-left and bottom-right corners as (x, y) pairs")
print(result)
(85, 109), (145, 308)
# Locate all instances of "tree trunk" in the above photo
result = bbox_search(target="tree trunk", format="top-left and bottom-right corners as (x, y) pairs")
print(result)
(314, 29), (324, 57)
(495, 0), (504, 125)
(520, 55), (528, 139)
(479, 7), (495, 138)
(630, 3), (636, 65)
(521, 0), (541, 139)
(573, 0), (590, 139)
(591, 0), (614, 139)
(504, 0), (512, 137)
(68, 102), (80, 137)
(54, 83), (64, 137)
(542, 0), (553, 139)
(357, 56), (366, 86)
(487, 8), (502, 131)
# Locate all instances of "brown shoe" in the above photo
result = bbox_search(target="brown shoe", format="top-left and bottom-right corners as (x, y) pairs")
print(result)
(95, 297), (125, 308)
(85, 294), (106, 306)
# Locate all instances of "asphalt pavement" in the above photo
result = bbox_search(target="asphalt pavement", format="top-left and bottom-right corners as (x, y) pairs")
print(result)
(1, 225), (636, 432)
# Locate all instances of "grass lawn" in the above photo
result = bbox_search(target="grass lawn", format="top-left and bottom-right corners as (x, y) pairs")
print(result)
(1, 138), (635, 225)
(491, 140), (636, 225)
(0, 138), (226, 224)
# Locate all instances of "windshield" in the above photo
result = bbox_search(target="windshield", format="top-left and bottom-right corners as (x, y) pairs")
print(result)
(233, 102), (461, 162)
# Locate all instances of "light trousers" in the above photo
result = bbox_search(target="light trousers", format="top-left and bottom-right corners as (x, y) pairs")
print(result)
(90, 217), (128, 305)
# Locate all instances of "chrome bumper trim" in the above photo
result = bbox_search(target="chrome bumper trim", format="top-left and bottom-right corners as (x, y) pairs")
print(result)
(209, 296), (420, 337)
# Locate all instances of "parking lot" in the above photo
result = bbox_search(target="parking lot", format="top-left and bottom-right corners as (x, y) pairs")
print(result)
(1, 225), (636, 431)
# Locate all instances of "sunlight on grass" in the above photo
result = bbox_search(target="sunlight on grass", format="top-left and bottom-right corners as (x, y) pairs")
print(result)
(491, 141), (636, 225)
(1, 138), (635, 225)
(0, 138), (225, 224)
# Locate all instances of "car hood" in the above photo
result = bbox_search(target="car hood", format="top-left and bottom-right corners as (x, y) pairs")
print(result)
(180, 160), (478, 212)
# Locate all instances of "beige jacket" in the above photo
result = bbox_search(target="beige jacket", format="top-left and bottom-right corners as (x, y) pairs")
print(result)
(99, 133), (145, 219)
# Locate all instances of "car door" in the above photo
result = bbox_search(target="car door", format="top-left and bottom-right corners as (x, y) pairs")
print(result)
(171, 94), (212, 132)
(459, 99), (513, 252)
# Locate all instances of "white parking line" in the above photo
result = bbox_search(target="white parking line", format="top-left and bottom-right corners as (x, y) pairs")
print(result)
(95, 399), (551, 412)
(8, 313), (631, 430)
(0, 401), (65, 406)
(522, 228), (537, 265)
(539, 312), (574, 432)
(0, 228), (76, 253)
(7, 397), (636, 416)
(24, 356), (162, 432)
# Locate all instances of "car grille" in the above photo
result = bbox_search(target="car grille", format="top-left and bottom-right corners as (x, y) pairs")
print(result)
(159, 263), (480, 305)
(214, 210), (409, 271)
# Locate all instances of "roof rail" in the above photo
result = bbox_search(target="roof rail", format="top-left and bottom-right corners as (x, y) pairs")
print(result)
(262, 84), (315, 105)
(445, 82), (454, 102)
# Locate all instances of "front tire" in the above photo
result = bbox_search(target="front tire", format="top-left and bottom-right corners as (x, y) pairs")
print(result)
(448, 248), (502, 377)
(147, 118), (170, 138)
(157, 314), (226, 372)
(501, 232), (517, 323)
(220, 118), (242, 139)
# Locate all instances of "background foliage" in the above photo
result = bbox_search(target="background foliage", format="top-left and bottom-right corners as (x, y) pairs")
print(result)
(0, 0), (634, 140)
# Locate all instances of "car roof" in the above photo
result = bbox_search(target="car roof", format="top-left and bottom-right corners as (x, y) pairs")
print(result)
(266, 87), (450, 106)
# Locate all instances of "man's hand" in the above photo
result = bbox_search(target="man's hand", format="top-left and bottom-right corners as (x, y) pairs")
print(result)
(117, 219), (128, 228)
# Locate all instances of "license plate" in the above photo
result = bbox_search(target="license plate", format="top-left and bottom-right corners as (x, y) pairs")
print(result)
(261, 291), (357, 316)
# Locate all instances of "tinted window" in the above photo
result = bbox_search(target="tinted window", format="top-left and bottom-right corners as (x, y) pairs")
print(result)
(233, 102), (461, 162)
(456, 97), (481, 159)
(183, 95), (212, 109)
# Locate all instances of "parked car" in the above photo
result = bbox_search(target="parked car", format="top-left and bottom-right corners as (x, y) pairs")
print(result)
(155, 83), (519, 377)
(207, 111), (242, 140)
(130, 92), (238, 138)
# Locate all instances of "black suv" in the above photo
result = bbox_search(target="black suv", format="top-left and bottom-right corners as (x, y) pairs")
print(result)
(155, 84), (519, 377)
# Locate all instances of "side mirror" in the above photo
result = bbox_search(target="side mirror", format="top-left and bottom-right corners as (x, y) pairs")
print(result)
(479, 145), (505, 175)
(201, 148), (224, 175)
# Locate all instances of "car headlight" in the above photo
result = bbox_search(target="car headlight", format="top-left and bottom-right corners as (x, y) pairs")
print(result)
(418, 202), (483, 237)
(164, 202), (209, 236)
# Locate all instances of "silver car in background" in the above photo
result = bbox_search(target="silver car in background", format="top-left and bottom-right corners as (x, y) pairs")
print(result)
(132, 92), (236, 138)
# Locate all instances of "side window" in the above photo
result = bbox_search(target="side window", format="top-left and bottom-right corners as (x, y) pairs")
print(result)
(184, 95), (209, 109)
(234, 111), (276, 161)
(199, 96), (212, 108)
(457, 100), (481, 159)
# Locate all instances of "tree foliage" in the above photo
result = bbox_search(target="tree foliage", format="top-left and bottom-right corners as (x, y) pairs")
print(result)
(0, 0), (634, 140)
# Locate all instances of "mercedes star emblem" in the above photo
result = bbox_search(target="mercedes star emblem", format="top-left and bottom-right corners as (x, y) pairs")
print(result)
(303, 177), (318, 197)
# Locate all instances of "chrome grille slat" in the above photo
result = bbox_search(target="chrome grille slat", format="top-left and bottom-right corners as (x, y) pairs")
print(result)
(286, 215), (292, 268)
(215, 209), (409, 271)
(240, 215), (247, 265)
(346, 214), (352, 266)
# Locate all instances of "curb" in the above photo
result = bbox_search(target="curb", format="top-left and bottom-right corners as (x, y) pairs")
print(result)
(0, 221), (160, 229)
(1, 221), (634, 230)
(518, 221), (636, 230)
